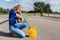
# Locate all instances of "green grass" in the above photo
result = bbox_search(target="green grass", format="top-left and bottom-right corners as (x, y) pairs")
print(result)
(27, 13), (40, 16)
(0, 13), (9, 15)
(0, 13), (40, 16)
(21, 13), (40, 16)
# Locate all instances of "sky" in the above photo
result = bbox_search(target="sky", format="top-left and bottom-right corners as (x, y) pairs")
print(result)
(0, 0), (60, 12)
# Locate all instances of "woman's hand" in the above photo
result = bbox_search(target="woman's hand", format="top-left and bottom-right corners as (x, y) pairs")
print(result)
(16, 14), (24, 22)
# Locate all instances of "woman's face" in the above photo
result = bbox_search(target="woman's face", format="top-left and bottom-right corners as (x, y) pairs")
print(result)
(16, 6), (22, 13)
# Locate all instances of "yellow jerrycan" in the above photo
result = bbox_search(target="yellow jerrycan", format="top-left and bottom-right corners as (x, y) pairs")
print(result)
(29, 27), (37, 38)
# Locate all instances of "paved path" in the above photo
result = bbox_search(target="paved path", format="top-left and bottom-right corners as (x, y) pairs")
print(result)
(0, 15), (60, 40)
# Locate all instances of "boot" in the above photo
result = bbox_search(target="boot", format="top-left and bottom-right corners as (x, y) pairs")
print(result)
(9, 32), (14, 37)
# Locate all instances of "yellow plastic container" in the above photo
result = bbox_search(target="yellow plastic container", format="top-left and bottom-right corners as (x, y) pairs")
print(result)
(29, 27), (37, 38)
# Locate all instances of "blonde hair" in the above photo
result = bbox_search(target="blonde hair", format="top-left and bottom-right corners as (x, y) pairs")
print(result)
(14, 4), (22, 11)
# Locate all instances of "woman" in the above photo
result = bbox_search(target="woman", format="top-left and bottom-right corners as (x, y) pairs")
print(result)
(9, 4), (28, 38)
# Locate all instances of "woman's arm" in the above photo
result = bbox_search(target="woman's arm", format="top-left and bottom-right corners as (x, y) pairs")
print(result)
(16, 14), (24, 22)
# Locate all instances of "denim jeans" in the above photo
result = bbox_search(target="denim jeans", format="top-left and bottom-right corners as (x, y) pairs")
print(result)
(9, 23), (28, 38)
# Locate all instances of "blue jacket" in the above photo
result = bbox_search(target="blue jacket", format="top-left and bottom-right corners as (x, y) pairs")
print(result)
(9, 9), (18, 25)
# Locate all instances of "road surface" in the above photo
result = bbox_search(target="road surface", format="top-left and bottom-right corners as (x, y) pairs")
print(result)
(0, 15), (60, 40)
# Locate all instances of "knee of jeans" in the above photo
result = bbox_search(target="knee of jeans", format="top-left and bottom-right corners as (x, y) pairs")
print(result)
(23, 23), (28, 27)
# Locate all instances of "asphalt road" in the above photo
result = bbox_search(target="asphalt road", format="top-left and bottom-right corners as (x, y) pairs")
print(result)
(0, 15), (60, 40)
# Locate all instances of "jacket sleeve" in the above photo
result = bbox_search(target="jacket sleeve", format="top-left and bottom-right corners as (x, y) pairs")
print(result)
(10, 10), (18, 19)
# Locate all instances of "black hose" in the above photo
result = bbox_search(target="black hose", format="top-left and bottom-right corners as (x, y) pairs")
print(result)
(0, 18), (16, 24)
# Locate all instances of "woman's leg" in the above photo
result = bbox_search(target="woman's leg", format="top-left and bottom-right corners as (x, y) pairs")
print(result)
(15, 23), (28, 30)
(9, 26), (26, 38)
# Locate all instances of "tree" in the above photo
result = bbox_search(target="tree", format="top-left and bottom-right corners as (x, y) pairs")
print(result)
(28, 11), (35, 13)
(0, 7), (10, 14)
(0, 7), (4, 14)
(22, 11), (27, 13)
(34, 2), (45, 16)
(44, 4), (52, 16)
(33, 2), (53, 16)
